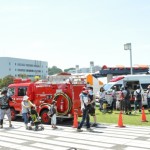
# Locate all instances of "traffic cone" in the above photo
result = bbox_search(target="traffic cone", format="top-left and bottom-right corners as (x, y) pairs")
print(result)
(72, 111), (78, 128)
(116, 111), (125, 127)
(141, 107), (148, 122)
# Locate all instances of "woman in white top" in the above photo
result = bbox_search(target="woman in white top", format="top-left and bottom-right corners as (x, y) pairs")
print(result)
(98, 87), (106, 110)
(21, 95), (35, 129)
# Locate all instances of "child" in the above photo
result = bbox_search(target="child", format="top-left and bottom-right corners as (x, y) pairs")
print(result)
(50, 100), (57, 129)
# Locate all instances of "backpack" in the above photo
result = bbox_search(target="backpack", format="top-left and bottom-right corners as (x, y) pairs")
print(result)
(147, 90), (150, 97)
(88, 94), (93, 102)
(124, 90), (130, 99)
(48, 105), (56, 117)
(136, 90), (142, 101)
(0, 95), (9, 109)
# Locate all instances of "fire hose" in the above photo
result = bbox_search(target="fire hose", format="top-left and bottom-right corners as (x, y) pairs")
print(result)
(53, 92), (72, 115)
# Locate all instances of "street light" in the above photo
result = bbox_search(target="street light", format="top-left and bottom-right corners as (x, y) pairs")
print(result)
(124, 43), (133, 75)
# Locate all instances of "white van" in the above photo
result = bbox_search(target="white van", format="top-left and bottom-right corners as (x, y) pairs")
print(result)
(103, 74), (150, 107)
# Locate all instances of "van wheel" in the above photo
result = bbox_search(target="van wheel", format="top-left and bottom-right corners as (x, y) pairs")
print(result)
(41, 110), (51, 124)
(11, 108), (16, 121)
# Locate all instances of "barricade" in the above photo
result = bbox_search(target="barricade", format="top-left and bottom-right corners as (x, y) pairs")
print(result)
(116, 111), (126, 127)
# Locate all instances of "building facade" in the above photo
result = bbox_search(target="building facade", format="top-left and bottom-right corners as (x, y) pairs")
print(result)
(68, 65), (101, 74)
(0, 57), (48, 79)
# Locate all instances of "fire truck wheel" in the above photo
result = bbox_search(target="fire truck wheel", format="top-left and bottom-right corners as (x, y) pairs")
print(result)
(41, 110), (51, 124)
(10, 108), (16, 121)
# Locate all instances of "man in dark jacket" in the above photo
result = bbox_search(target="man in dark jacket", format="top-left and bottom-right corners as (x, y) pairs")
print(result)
(134, 85), (144, 113)
(77, 88), (92, 132)
(124, 86), (131, 115)
(0, 89), (15, 128)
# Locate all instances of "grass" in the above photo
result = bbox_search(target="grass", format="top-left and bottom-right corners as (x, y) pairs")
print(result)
(78, 106), (150, 126)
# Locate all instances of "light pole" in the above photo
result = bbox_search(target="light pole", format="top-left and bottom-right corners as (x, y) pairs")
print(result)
(124, 43), (133, 75)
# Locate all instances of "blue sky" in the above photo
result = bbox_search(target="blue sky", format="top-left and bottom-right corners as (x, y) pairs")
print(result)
(0, 0), (150, 70)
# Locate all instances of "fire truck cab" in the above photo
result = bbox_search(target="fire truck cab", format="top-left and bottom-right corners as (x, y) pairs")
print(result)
(8, 74), (86, 124)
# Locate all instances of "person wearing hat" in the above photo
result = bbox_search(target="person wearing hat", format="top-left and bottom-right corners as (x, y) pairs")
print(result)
(49, 100), (57, 129)
(146, 85), (150, 112)
(77, 89), (92, 132)
(21, 95), (36, 129)
(0, 89), (16, 128)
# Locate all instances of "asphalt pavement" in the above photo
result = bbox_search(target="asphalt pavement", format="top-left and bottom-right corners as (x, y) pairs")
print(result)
(0, 118), (150, 150)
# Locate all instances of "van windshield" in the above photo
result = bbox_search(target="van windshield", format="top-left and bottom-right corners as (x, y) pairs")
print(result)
(103, 83), (114, 91)
(103, 83), (122, 91)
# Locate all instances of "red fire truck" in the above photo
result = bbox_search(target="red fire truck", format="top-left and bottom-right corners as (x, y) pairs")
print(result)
(8, 74), (86, 124)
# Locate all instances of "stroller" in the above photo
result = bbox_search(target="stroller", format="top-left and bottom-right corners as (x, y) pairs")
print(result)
(99, 99), (113, 114)
(27, 107), (44, 131)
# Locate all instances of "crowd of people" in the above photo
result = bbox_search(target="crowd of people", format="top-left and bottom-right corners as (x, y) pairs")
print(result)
(97, 84), (150, 115)
(1, 83), (150, 131)
(0, 89), (57, 129)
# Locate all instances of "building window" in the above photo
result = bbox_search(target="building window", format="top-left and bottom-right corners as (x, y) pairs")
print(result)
(17, 63), (26, 66)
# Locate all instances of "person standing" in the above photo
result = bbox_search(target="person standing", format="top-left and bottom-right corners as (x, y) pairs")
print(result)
(98, 87), (106, 111)
(50, 100), (57, 129)
(146, 85), (150, 113)
(21, 95), (36, 129)
(88, 87), (97, 127)
(134, 85), (144, 113)
(77, 89), (92, 132)
(0, 89), (15, 128)
(111, 86), (117, 110)
(118, 87), (126, 112)
(124, 86), (131, 115)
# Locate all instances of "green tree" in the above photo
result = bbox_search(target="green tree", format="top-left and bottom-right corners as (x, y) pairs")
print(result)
(18, 73), (28, 78)
(48, 66), (63, 75)
(0, 75), (14, 88)
(64, 68), (75, 72)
